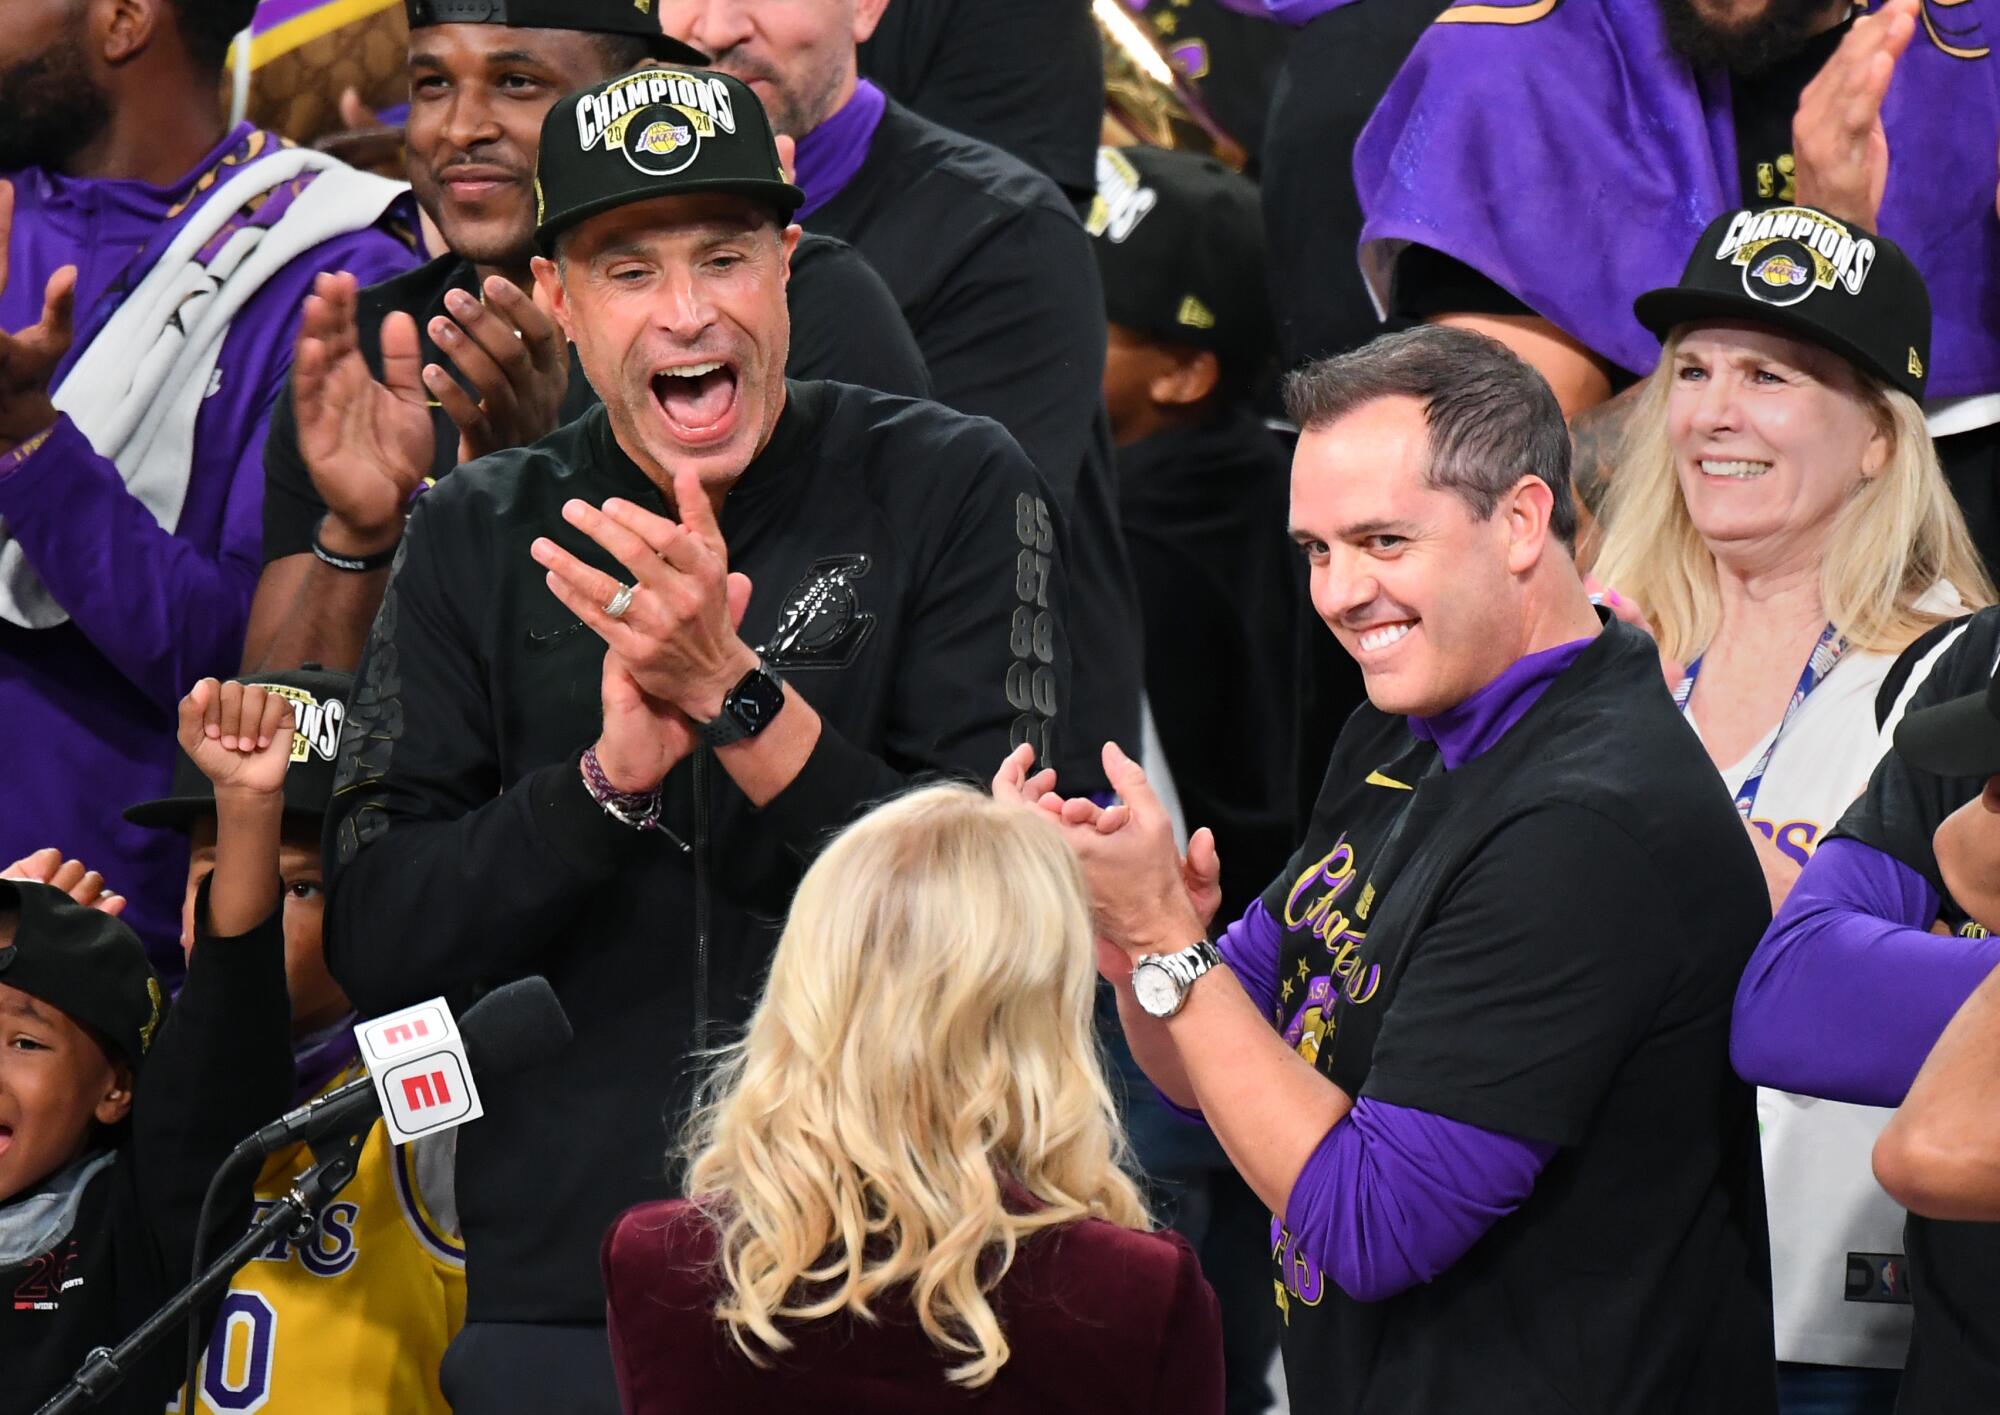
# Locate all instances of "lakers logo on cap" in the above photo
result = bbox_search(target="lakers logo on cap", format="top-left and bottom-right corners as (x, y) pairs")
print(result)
(573, 69), (738, 178)
(635, 120), (691, 158)
(1714, 205), (1876, 308)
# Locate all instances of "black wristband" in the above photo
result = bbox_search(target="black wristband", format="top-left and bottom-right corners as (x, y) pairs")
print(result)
(311, 520), (399, 573)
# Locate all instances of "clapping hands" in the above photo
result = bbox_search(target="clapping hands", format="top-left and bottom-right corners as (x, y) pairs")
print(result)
(992, 742), (1222, 979)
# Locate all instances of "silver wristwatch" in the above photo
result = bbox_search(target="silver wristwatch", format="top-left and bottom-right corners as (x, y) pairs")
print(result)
(1131, 939), (1224, 1019)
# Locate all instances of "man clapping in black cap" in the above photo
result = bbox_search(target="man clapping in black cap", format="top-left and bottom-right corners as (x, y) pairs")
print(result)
(242, 0), (932, 675)
(663, 0), (1140, 802)
(320, 67), (1069, 1413)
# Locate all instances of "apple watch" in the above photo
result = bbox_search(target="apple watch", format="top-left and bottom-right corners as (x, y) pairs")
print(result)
(694, 659), (787, 749)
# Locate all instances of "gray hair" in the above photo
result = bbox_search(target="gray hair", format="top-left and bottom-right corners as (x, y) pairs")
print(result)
(1283, 325), (1578, 549)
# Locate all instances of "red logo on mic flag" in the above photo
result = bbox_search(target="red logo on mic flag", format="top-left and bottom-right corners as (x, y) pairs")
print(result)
(359, 1002), (451, 1063)
(351, 997), (484, 1145)
(381, 1054), (475, 1137)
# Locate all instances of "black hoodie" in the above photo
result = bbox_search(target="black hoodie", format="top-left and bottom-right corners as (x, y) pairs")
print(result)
(3, 895), (291, 1415)
(322, 380), (1068, 1323)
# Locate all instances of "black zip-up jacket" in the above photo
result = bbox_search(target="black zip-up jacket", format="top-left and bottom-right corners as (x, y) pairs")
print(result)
(322, 380), (1068, 1323)
(5, 893), (292, 1415)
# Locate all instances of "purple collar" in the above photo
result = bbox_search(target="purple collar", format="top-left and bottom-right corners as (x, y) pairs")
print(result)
(793, 79), (887, 220)
(292, 1012), (361, 1107)
(1408, 634), (1597, 770)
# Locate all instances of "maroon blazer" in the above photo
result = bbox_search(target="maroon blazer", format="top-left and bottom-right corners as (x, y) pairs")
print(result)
(603, 1197), (1225, 1414)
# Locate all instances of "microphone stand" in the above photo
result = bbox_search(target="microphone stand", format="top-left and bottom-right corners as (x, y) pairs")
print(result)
(33, 1131), (367, 1415)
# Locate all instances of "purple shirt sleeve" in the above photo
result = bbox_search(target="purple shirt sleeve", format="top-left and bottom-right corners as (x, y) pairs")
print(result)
(1216, 898), (1282, 1018)
(1285, 1098), (1554, 1303)
(1146, 900), (1282, 1125)
(1731, 836), (2000, 1108)
(0, 415), (262, 709)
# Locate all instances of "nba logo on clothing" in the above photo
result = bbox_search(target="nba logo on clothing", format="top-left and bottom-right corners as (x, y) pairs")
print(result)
(353, 998), (484, 1145)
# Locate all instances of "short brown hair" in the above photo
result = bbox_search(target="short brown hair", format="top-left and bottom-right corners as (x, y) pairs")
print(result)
(1284, 325), (1578, 548)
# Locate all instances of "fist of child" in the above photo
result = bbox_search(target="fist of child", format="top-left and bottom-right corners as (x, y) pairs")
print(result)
(177, 679), (297, 798)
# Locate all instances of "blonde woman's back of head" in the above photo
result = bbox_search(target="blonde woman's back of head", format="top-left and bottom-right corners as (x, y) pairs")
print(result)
(683, 784), (1149, 1388)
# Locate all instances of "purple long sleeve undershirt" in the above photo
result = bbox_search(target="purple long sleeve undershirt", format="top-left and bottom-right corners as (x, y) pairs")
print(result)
(1732, 836), (2000, 1108)
(1205, 0), (1355, 25)
(1155, 635), (1594, 1302)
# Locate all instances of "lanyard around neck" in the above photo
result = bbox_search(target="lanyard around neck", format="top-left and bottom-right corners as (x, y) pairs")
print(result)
(1673, 621), (1848, 819)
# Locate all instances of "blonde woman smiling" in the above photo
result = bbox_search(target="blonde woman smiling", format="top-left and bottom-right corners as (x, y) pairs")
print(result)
(1594, 208), (1993, 1414)
(600, 786), (1223, 1414)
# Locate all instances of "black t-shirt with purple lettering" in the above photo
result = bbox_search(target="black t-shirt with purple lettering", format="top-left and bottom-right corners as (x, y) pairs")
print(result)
(1254, 623), (1775, 1414)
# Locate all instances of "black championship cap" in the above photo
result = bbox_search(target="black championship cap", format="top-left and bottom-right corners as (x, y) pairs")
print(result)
(0, 881), (164, 1067)
(533, 66), (803, 254)
(1086, 144), (1274, 375)
(1634, 205), (1931, 401)
(404, 0), (708, 66)
(124, 667), (353, 831)
(1894, 649), (2000, 778)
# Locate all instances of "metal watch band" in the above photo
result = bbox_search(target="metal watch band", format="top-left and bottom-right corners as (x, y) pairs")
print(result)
(1160, 938), (1223, 990)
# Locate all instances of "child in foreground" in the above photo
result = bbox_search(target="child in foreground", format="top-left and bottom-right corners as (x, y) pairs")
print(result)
(123, 667), (464, 1415)
(2, 678), (295, 1415)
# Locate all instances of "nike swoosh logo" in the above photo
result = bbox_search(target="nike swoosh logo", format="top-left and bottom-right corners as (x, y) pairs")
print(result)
(1364, 770), (1412, 791)
(524, 619), (586, 651)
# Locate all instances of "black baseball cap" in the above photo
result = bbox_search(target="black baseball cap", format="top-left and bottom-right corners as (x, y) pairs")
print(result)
(0, 881), (164, 1068)
(1894, 652), (2000, 778)
(1635, 205), (1931, 400)
(1087, 145), (1274, 375)
(124, 668), (353, 831)
(533, 66), (803, 254)
(404, 0), (709, 66)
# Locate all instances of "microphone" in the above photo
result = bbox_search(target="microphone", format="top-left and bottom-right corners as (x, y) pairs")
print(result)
(236, 976), (572, 1157)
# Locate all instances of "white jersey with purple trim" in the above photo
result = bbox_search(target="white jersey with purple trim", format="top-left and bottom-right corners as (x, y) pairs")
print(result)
(173, 1066), (465, 1414)
(1685, 591), (1967, 1369)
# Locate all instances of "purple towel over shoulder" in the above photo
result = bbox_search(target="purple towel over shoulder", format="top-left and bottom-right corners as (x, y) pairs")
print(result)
(1354, 0), (2000, 399)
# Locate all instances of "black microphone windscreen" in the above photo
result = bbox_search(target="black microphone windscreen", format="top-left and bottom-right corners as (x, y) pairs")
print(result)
(458, 977), (573, 1078)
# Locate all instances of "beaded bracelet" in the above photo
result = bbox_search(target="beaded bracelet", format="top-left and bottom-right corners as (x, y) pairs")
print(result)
(580, 746), (665, 833)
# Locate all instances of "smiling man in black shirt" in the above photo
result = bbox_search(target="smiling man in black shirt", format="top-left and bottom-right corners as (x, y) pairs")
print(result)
(1001, 325), (1776, 1415)
(243, 0), (930, 675)
(321, 66), (1065, 1414)
(663, 0), (1140, 799)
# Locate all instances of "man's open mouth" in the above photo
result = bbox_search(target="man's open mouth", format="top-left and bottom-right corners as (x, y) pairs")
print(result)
(650, 360), (739, 444)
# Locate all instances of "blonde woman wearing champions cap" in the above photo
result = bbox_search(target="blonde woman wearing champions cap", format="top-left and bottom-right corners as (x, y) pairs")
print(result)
(1593, 204), (1992, 1410)
(600, 786), (1224, 1414)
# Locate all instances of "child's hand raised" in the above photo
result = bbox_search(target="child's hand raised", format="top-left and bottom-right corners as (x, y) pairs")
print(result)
(177, 678), (297, 798)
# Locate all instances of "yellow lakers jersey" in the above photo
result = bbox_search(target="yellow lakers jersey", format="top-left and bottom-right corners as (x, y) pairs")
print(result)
(177, 1068), (465, 1414)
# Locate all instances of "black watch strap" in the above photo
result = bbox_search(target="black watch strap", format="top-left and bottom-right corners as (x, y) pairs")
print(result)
(695, 660), (786, 748)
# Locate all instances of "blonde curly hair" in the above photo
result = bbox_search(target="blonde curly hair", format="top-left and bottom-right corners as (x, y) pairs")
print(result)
(681, 784), (1150, 1388)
